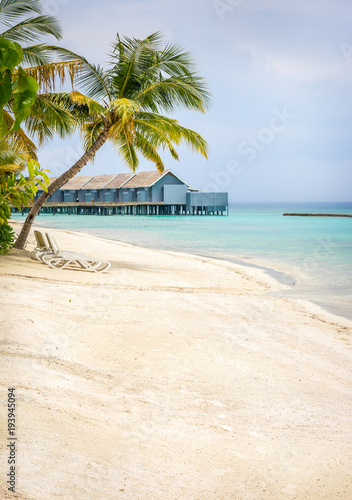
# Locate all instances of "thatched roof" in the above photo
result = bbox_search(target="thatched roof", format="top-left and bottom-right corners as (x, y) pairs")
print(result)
(122, 171), (162, 188)
(123, 170), (189, 188)
(79, 175), (116, 190)
(103, 173), (135, 189)
(57, 170), (189, 191)
(59, 176), (93, 190)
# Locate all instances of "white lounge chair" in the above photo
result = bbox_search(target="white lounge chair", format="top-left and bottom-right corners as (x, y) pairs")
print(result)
(30, 230), (52, 261)
(42, 232), (111, 273)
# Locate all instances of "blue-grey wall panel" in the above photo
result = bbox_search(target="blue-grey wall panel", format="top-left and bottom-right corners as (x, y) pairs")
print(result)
(151, 174), (185, 202)
(164, 184), (187, 204)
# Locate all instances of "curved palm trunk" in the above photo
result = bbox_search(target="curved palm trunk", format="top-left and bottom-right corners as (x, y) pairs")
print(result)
(14, 128), (110, 249)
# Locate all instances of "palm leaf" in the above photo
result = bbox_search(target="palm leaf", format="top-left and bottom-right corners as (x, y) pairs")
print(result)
(112, 134), (139, 171)
(21, 43), (52, 65)
(24, 93), (76, 145)
(134, 116), (180, 159)
(135, 114), (207, 159)
(112, 33), (163, 98)
(2, 109), (38, 159)
(0, 136), (31, 174)
(109, 32), (163, 100)
(0, 15), (62, 43)
(173, 125), (208, 159)
(19, 59), (81, 92)
(108, 98), (140, 132)
(45, 46), (112, 101)
(134, 77), (211, 113)
(80, 119), (105, 151)
(0, 0), (42, 24)
(77, 61), (111, 102)
(141, 42), (195, 78)
(70, 91), (106, 115)
(39, 92), (101, 124)
(134, 132), (165, 172)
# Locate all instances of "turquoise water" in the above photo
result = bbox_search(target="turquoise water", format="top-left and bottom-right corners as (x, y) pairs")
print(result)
(13, 202), (352, 320)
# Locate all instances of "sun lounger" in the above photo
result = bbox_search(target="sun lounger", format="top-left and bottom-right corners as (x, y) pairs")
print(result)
(30, 230), (52, 261)
(42, 232), (111, 273)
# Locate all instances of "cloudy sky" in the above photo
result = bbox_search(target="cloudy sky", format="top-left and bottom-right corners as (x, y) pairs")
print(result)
(38, 0), (352, 201)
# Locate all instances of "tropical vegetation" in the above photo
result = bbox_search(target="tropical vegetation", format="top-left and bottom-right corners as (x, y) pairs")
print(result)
(0, 159), (49, 253)
(0, 0), (81, 252)
(0, 0), (81, 158)
(0, 36), (49, 253)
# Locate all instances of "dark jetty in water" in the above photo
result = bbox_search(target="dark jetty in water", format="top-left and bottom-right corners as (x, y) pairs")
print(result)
(283, 213), (352, 218)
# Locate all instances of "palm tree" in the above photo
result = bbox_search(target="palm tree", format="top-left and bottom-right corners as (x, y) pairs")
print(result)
(14, 32), (211, 249)
(0, 0), (81, 157)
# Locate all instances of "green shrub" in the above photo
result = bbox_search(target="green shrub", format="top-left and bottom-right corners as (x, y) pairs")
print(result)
(0, 222), (15, 255)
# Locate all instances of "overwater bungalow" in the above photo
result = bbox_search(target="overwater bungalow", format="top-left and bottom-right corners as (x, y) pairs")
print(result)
(22, 169), (228, 216)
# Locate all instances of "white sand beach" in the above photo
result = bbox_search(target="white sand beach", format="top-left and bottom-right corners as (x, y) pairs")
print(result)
(1, 222), (352, 499)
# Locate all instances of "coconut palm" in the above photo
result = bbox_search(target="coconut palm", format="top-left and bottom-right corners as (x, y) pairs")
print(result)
(14, 32), (211, 248)
(0, 0), (81, 157)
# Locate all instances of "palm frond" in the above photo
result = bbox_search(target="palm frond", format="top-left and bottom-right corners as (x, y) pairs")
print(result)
(141, 42), (195, 78)
(24, 93), (76, 145)
(110, 32), (163, 98)
(71, 91), (106, 115)
(134, 132), (165, 172)
(135, 113), (208, 159)
(0, 0), (42, 24)
(134, 116), (180, 160)
(77, 61), (111, 102)
(2, 109), (38, 159)
(37, 92), (101, 124)
(0, 14), (62, 43)
(173, 125), (208, 159)
(0, 136), (31, 174)
(117, 33), (161, 98)
(105, 98), (140, 143)
(44, 46), (112, 101)
(134, 77), (211, 113)
(21, 43), (51, 65)
(108, 98), (139, 126)
(111, 32), (163, 63)
(80, 119), (105, 151)
(17, 59), (81, 92)
(112, 134), (139, 172)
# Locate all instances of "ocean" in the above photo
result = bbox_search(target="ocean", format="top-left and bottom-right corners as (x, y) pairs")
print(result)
(13, 202), (352, 320)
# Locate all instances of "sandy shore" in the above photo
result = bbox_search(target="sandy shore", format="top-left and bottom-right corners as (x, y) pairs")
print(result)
(1, 222), (352, 499)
